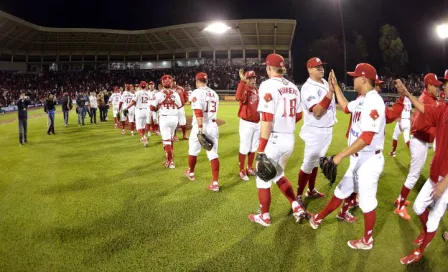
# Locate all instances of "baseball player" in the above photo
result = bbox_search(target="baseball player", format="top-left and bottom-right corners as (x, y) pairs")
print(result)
(394, 79), (448, 265)
(172, 79), (189, 141)
(108, 87), (122, 128)
(336, 76), (405, 223)
(389, 80), (412, 157)
(118, 84), (134, 135)
(236, 69), (259, 181)
(394, 73), (441, 221)
(126, 81), (151, 147)
(148, 81), (160, 136)
(151, 75), (182, 169)
(185, 72), (221, 192)
(309, 63), (386, 250)
(296, 57), (336, 210)
(248, 53), (304, 226)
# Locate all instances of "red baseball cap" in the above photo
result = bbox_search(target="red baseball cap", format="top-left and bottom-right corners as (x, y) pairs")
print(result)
(263, 54), (285, 67)
(245, 71), (256, 78)
(375, 75), (384, 85)
(438, 69), (448, 82)
(307, 57), (326, 68)
(196, 72), (208, 81)
(424, 73), (443, 87)
(139, 81), (147, 88)
(347, 63), (377, 81)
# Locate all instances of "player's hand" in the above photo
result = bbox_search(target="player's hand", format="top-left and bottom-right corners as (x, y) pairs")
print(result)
(431, 181), (447, 199)
(239, 69), (247, 82)
(332, 154), (342, 165)
(394, 79), (410, 97)
(329, 70), (338, 87)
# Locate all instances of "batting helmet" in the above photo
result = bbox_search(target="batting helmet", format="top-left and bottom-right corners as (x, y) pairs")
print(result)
(161, 75), (173, 88)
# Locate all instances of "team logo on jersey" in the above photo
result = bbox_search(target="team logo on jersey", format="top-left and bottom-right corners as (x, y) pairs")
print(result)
(264, 93), (273, 102)
(192, 97), (197, 103)
(370, 109), (379, 120)
(307, 95), (316, 102)
(281, 78), (288, 85)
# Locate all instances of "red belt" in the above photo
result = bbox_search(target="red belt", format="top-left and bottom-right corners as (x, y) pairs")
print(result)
(242, 118), (259, 124)
(354, 150), (381, 157)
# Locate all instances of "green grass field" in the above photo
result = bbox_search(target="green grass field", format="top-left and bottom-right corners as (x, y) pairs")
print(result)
(0, 102), (446, 272)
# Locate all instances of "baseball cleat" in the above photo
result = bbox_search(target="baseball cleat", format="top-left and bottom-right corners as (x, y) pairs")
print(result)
(394, 206), (411, 221)
(413, 231), (425, 246)
(248, 213), (271, 227)
(347, 237), (373, 250)
(306, 188), (325, 198)
(309, 213), (322, 230)
(246, 167), (256, 176)
(207, 182), (220, 192)
(168, 161), (175, 169)
(337, 211), (357, 223)
(147, 131), (151, 137)
(239, 170), (249, 181)
(121, 130), (125, 135)
(393, 198), (411, 207)
(172, 135), (179, 142)
(131, 131), (135, 136)
(183, 136), (189, 140)
(349, 198), (359, 210)
(389, 151), (396, 157)
(185, 169), (195, 181)
(293, 205), (306, 222)
(400, 249), (422, 265)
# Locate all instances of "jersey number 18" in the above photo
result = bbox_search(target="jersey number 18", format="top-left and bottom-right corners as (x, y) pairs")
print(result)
(282, 98), (297, 117)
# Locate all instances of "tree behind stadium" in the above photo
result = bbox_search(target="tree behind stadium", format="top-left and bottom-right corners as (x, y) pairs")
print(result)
(379, 24), (409, 76)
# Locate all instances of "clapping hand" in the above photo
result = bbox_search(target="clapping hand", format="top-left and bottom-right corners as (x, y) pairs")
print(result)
(239, 69), (247, 83)
(394, 79), (410, 97)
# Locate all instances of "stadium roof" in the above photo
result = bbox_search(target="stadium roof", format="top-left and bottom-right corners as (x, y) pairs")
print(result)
(0, 10), (296, 56)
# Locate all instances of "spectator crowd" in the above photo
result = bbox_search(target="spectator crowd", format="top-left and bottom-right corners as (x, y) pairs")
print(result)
(0, 63), (282, 107)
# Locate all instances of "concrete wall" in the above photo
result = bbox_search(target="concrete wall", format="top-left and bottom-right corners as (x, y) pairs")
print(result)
(0, 62), (27, 72)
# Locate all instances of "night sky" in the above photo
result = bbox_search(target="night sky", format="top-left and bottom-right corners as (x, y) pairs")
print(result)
(1, 0), (447, 80)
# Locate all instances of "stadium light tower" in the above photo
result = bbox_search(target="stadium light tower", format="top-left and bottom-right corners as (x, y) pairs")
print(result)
(437, 23), (448, 39)
(338, 0), (347, 86)
(204, 22), (231, 34)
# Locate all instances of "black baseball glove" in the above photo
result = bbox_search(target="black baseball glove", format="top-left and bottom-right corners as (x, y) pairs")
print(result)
(255, 153), (277, 182)
(123, 109), (129, 117)
(319, 155), (338, 185)
(198, 132), (213, 151)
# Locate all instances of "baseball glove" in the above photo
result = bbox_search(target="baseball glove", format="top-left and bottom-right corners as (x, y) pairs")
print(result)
(198, 133), (213, 151)
(319, 155), (338, 185)
(116, 111), (121, 120)
(255, 153), (277, 182)
(123, 109), (129, 117)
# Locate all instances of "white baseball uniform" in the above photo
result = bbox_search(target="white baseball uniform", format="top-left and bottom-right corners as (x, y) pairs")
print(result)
(148, 89), (159, 125)
(299, 78), (337, 173)
(132, 90), (150, 130)
(334, 90), (386, 213)
(109, 92), (122, 117)
(413, 177), (448, 232)
(120, 91), (134, 122)
(189, 86), (220, 160)
(256, 77), (301, 190)
(392, 96), (412, 143)
(152, 90), (181, 144)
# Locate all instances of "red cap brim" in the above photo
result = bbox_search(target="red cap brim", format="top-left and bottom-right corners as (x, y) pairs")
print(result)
(309, 62), (327, 68)
(434, 81), (443, 87)
(438, 77), (448, 82)
(347, 71), (359, 77)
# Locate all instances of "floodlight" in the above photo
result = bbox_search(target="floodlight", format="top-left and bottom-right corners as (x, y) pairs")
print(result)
(204, 22), (231, 34)
(437, 24), (448, 39)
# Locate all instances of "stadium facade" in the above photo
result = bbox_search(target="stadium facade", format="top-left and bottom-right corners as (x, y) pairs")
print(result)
(0, 10), (296, 72)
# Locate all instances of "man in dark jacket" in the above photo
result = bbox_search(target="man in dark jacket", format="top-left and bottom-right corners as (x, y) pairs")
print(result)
(61, 92), (73, 127)
(76, 91), (86, 126)
(44, 94), (57, 135)
(17, 91), (30, 146)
